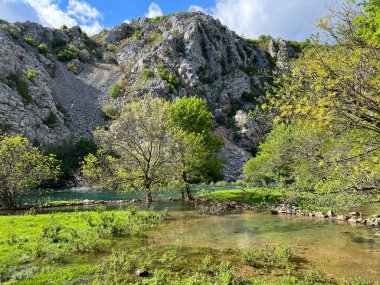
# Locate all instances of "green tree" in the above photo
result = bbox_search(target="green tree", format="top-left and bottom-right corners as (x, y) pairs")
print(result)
(0, 134), (60, 208)
(169, 96), (224, 199)
(82, 99), (177, 203)
(259, 0), (380, 193)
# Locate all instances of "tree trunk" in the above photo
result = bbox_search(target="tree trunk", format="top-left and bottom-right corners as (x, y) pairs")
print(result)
(182, 171), (193, 201)
(146, 192), (153, 203)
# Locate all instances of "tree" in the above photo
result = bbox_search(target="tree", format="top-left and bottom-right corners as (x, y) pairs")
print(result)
(169, 97), (224, 199)
(0, 134), (60, 208)
(82, 98), (177, 203)
(259, 0), (380, 193)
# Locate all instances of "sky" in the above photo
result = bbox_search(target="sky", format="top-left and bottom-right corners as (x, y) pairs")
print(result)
(0, 0), (338, 40)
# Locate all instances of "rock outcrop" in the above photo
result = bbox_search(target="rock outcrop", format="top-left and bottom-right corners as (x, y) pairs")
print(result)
(0, 13), (296, 179)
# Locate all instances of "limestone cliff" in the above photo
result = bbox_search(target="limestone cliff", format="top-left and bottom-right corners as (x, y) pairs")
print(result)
(0, 13), (295, 180)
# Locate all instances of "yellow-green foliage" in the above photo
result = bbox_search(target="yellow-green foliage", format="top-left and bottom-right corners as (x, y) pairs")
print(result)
(82, 99), (175, 202)
(24, 69), (38, 84)
(37, 43), (48, 55)
(24, 34), (36, 46)
(0, 135), (59, 208)
(250, 0), (380, 194)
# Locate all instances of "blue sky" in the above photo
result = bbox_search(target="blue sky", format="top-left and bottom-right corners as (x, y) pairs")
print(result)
(0, 0), (338, 40)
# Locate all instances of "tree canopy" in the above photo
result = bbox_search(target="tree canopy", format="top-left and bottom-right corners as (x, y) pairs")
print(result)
(0, 134), (60, 208)
(244, 0), (380, 193)
(82, 98), (176, 202)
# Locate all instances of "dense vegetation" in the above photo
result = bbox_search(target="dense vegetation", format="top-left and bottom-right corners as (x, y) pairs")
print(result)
(244, 0), (380, 202)
(0, 135), (59, 208)
(82, 97), (223, 203)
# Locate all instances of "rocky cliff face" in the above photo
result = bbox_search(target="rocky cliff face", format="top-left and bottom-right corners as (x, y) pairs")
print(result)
(0, 13), (294, 180)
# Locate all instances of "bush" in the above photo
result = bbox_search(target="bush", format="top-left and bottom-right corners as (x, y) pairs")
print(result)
(7, 73), (32, 104)
(52, 37), (67, 48)
(109, 83), (125, 99)
(134, 29), (142, 40)
(46, 137), (97, 179)
(141, 68), (155, 81)
(37, 43), (48, 55)
(24, 34), (36, 46)
(66, 61), (82, 75)
(239, 244), (292, 270)
(57, 45), (78, 62)
(102, 105), (118, 120)
(106, 44), (116, 52)
(24, 69), (38, 84)
(43, 111), (58, 126)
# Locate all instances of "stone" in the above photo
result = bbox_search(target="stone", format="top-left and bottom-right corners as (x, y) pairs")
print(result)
(135, 269), (149, 277)
(337, 215), (349, 221)
(314, 212), (325, 218)
(350, 212), (361, 217)
(325, 210), (335, 218)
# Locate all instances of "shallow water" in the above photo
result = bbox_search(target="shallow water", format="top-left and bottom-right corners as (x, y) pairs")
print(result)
(6, 188), (380, 281)
(148, 209), (380, 281)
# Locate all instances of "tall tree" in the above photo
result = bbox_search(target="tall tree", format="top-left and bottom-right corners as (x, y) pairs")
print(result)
(82, 99), (176, 203)
(169, 97), (224, 199)
(251, 0), (380, 193)
(0, 134), (60, 208)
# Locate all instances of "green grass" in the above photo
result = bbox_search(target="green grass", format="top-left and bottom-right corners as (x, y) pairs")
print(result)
(196, 187), (375, 213)
(0, 208), (167, 284)
(197, 188), (283, 205)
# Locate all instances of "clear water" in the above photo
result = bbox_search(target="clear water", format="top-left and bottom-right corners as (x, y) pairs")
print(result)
(23, 186), (239, 204)
(7, 188), (380, 281)
(148, 209), (380, 281)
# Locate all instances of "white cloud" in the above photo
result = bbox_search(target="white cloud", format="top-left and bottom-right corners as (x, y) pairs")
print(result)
(189, 0), (336, 41)
(0, 0), (103, 35)
(67, 0), (102, 23)
(123, 19), (131, 24)
(145, 2), (163, 18)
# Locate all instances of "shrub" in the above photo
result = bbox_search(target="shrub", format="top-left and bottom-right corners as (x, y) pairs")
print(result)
(102, 105), (118, 120)
(24, 34), (36, 46)
(106, 44), (116, 52)
(239, 244), (293, 270)
(61, 24), (68, 30)
(134, 29), (142, 40)
(24, 69), (38, 84)
(158, 68), (180, 93)
(66, 61), (82, 75)
(37, 43), (48, 55)
(173, 29), (180, 37)
(52, 37), (67, 48)
(43, 110), (58, 126)
(109, 82), (125, 99)
(57, 45), (78, 62)
(7, 73), (32, 104)
(240, 65), (258, 76)
(141, 68), (155, 81)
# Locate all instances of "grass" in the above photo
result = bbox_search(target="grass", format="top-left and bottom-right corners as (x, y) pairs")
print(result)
(0, 208), (167, 284)
(0, 207), (376, 284)
(197, 188), (283, 205)
(196, 187), (375, 213)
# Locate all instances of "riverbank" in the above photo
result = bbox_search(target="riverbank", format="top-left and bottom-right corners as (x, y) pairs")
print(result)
(1, 206), (379, 284)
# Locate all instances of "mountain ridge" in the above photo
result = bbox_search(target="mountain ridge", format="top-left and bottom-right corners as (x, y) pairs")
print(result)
(0, 12), (297, 180)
